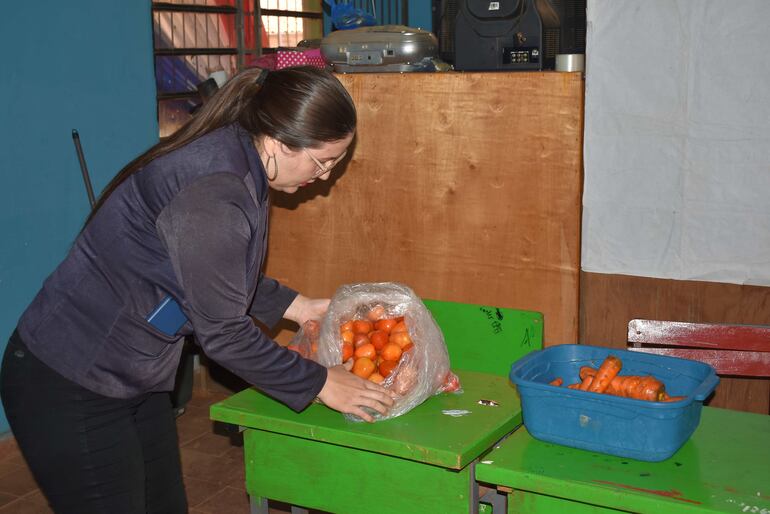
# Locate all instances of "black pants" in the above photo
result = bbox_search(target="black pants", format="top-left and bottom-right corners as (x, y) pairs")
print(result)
(0, 331), (188, 514)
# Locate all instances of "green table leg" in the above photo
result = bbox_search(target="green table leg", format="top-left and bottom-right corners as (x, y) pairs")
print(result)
(479, 489), (507, 513)
(244, 429), (478, 514)
(249, 496), (268, 514)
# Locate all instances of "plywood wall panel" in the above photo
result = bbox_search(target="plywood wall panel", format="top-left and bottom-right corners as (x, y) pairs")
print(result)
(580, 271), (770, 414)
(264, 72), (584, 346)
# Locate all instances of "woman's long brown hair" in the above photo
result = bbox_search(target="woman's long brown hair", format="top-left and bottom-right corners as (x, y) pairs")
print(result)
(84, 66), (356, 226)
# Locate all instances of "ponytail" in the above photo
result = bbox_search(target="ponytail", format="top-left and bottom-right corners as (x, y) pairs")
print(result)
(84, 66), (355, 226)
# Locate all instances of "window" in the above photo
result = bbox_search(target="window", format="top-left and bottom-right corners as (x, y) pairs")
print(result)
(152, 0), (323, 137)
(262, 0), (324, 48)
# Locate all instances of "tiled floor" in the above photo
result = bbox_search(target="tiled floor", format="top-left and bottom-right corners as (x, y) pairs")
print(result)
(0, 388), (295, 514)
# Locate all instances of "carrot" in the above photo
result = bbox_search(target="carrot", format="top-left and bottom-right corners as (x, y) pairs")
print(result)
(588, 356), (622, 393)
(636, 376), (667, 401)
(566, 357), (673, 402)
(606, 375), (635, 396)
(549, 377), (564, 387)
(579, 375), (594, 391)
(579, 366), (596, 381)
(607, 375), (666, 401)
(660, 393), (686, 402)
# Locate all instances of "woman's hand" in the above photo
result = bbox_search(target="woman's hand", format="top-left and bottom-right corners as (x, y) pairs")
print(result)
(317, 365), (398, 423)
(286, 295), (396, 421)
(284, 294), (330, 325)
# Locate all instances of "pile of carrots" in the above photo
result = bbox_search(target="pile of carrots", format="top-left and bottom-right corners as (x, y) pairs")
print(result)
(548, 355), (685, 402)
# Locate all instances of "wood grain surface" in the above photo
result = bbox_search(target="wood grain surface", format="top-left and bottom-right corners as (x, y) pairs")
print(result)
(264, 72), (584, 346)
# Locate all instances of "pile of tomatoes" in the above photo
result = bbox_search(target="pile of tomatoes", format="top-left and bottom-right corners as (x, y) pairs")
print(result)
(340, 313), (414, 384)
(286, 304), (461, 396)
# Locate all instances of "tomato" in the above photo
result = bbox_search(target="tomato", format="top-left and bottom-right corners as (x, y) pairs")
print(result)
(368, 372), (384, 384)
(374, 318), (398, 333)
(340, 320), (354, 333)
(369, 330), (389, 351)
(389, 331), (412, 348)
(380, 342), (402, 362)
(366, 305), (386, 321)
(442, 372), (461, 393)
(378, 359), (398, 378)
(340, 330), (354, 344)
(401, 342), (414, 353)
(342, 342), (354, 362)
(354, 343), (377, 360)
(352, 357), (375, 379)
(391, 321), (408, 333)
(352, 320), (374, 334)
(392, 364), (416, 395)
(353, 333), (370, 348)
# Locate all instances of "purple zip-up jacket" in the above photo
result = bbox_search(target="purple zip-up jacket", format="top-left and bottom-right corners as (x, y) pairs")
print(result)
(16, 123), (327, 411)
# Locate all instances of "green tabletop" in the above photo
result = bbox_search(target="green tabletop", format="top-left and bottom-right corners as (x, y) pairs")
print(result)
(211, 369), (522, 470)
(475, 406), (770, 514)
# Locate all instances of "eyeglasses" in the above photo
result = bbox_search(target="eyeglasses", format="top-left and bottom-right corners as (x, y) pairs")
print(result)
(303, 148), (347, 178)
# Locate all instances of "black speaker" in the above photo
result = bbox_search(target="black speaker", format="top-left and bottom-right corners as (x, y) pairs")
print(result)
(434, 0), (585, 70)
(455, 0), (544, 71)
(432, 0), (459, 64)
(557, 0), (587, 54)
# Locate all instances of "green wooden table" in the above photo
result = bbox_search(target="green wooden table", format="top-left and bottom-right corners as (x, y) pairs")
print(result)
(211, 370), (521, 513)
(475, 406), (770, 514)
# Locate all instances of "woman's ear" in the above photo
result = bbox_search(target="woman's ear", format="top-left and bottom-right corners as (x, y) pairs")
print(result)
(260, 135), (278, 156)
(261, 136), (293, 157)
(277, 141), (294, 156)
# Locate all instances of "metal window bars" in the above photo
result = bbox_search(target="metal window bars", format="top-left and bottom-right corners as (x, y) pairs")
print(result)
(151, 0), (323, 136)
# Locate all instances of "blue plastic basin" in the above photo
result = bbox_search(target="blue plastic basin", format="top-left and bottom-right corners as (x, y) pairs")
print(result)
(509, 344), (719, 461)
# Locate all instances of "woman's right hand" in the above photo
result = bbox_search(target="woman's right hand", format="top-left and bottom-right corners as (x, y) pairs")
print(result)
(317, 365), (398, 422)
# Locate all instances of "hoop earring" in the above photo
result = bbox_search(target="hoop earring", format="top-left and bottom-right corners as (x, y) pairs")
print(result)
(265, 154), (278, 181)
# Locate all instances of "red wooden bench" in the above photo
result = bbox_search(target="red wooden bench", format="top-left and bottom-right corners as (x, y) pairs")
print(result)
(627, 319), (770, 377)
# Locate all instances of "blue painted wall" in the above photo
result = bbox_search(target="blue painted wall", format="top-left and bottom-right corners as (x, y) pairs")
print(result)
(0, 2), (158, 434)
(409, 1), (433, 30)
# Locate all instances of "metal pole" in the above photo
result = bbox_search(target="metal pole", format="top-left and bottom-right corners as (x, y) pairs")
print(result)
(71, 129), (96, 209)
(253, 0), (262, 57)
(236, 0), (245, 69)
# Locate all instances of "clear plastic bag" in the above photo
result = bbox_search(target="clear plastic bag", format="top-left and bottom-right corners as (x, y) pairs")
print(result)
(296, 282), (461, 422)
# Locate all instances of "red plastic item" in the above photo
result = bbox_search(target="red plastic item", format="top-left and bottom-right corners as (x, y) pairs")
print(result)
(627, 319), (770, 377)
(248, 49), (327, 71)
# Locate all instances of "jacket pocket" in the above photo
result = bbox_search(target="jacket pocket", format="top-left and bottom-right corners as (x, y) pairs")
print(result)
(107, 310), (182, 358)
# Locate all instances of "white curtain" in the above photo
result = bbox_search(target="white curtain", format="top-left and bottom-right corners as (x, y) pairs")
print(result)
(582, 0), (770, 286)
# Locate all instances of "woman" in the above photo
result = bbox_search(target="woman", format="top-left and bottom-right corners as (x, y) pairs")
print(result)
(0, 66), (394, 513)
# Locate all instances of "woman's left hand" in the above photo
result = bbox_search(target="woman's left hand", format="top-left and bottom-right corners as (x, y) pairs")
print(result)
(284, 294), (330, 325)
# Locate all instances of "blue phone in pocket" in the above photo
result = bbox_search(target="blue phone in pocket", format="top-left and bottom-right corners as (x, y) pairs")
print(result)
(146, 295), (188, 336)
